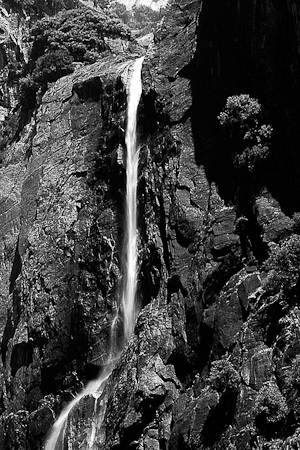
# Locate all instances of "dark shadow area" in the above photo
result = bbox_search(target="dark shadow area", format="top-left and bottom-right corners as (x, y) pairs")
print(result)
(1, 287), (22, 364)
(73, 77), (103, 103)
(189, 0), (300, 215)
(10, 342), (33, 376)
(201, 389), (238, 446)
(9, 238), (22, 294)
(41, 363), (70, 395)
(167, 351), (194, 385)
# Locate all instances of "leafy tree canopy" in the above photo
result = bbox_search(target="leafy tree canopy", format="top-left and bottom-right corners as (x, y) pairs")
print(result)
(263, 234), (300, 297)
(255, 382), (288, 425)
(30, 7), (131, 65)
(218, 94), (273, 173)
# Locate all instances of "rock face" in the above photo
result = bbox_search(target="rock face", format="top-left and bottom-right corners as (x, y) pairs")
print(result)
(0, 0), (300, 449)
(0, 2), (29, 117)
(0, 56), (130, 448)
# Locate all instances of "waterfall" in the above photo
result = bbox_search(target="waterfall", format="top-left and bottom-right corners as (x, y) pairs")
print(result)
(122, 56), (143, 341)
(44, 56), (144, 449)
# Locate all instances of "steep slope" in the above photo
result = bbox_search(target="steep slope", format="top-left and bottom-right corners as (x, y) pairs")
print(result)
(0, 0), (300, 449)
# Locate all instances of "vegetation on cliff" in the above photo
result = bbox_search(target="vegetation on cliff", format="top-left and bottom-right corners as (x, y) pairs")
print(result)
(218, 94), (273, 173)
(263, 234), (300, 298)
(0, 5), (131, 153)
(25, 7), (130, 88)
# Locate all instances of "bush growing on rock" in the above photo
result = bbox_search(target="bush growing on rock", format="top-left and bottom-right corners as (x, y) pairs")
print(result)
(207, 359), (240, 393)
(263, 235), (300, 297)
(32, 49), (74, 84)
(218, 94), (273, 172)
(20, 7), (131, 111)
(30, 7), (131, 65)
(255, 382), (288, 425)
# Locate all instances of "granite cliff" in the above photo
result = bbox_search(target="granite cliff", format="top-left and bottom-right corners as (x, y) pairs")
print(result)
(0, 0), (300, 449)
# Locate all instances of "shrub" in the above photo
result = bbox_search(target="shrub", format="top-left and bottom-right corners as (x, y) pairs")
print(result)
(18, 7), (131, 112)
(263, 235), (300, 296)
(255, 382), (288, 425)
(32, 49), (74, 84)
(218, 95), (273, 173)
(30, 7), (131, 64)
(218, 94), (261, 128)
(207, 359), (240, 393)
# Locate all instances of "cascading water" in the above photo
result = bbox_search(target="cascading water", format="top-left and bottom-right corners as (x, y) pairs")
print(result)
(121, 56), (143, 341)
(44, 56), (144, 449)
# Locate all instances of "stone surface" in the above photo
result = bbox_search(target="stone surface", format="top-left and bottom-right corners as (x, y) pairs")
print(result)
(0, 0), (300, 448)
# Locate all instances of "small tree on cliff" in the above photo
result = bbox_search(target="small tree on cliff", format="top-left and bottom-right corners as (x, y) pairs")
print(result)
(255, 382), (288, 426)
(263, 234), (300, 298)
(218, 94), (273, 173)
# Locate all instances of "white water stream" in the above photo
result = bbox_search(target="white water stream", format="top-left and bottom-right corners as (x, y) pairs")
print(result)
(44, 56), (144, 449)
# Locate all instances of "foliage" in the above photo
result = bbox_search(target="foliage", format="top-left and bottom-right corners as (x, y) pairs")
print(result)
(18, 6), (131, 111)
(207, 359), (240, 393)
(255, 382), (288, 425)
(108, 2), (163, 32)
(218, 94), (273, 173)
(218, 94), (261, 127)
(30, 7), (131, 64)
(32, 49), (74, 84)
(263, 235), (300, 296)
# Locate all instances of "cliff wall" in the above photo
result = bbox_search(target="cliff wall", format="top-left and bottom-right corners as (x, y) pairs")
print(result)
(0, 0), (299, 448)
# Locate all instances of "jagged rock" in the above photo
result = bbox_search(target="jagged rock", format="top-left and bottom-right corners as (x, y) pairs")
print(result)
(169, 388), (219, 450)
(212, 269), (261, 355)
(211, 207), (240, 252)
(0, 0), (299, 448)
(255, 192), (294, 243)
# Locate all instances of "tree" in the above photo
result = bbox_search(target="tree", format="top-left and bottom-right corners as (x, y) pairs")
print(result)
(19, 7), (131, 111)
(32, 49), (74, 84)
(218, 94), (273, 172)
(255, 382), (288, 425)
(30, 7), (131, 64)
(263, 234), (300, 297)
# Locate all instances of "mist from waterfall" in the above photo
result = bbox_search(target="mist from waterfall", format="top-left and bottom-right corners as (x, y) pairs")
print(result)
(44, 56), (144, 449)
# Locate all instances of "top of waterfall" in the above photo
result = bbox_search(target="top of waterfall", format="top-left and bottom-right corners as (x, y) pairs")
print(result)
(117, 0), (168, 11)
(120, 56), (145, 94)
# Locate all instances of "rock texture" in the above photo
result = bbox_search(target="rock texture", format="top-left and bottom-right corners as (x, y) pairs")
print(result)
(0, 0), (300, 449)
